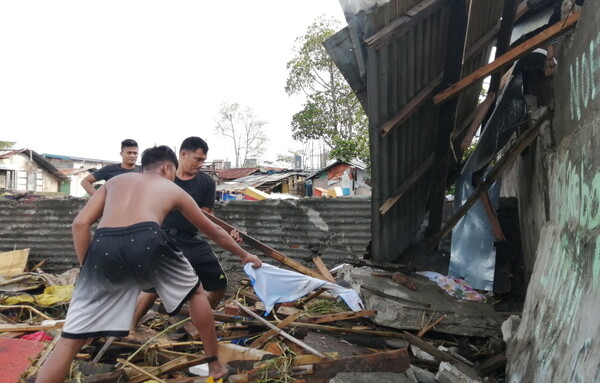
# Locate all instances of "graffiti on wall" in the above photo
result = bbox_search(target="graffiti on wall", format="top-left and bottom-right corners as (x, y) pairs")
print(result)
(569, 34), (600, 121)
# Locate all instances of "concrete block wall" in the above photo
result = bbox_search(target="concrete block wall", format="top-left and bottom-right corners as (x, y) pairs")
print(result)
(506, 4), (600, 381)
(0, 197), (371, 274)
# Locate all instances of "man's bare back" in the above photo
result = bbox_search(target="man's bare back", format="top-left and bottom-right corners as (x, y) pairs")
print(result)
(98, 172), (184, 228)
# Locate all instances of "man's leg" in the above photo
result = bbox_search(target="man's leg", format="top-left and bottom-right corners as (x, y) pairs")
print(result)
(35, 338), (87, 383)
(130, 291), (158, 331)
(188, 286), (230, 379)
(205, 287), (225, 310)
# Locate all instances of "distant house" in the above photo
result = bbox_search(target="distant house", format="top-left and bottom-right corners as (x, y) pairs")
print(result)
(58, 167), (96, 197)
(0, 149), (68, 194)
(42, 153), (119, 171)
(307, 159), (371, 197)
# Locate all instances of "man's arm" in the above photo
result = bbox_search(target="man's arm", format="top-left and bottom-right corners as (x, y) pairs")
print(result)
(178, 193), (261, 267)
(72, 185), (106, 264)
(81, 174), (98, 196)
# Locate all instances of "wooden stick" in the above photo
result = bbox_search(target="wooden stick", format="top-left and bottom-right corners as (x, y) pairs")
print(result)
(417, 315), (447, 337)
(0, 322), (63, 332)
(117, 358), (166, 383)
(25, 330), (62, 378)
(92, 336), (115, 363)
(126, 317), (190, 362)
(204, 212), (331, 281)
(460, 92), (496, 151)
(312, 256), (336, 283)
(233, 301), (326, 358)
(249, 312), (304, 349)
(301, 310), (377, 324)
(433, 10), (581, 105)
(0, 305), (53, 321)
(29, 260), (46, 272)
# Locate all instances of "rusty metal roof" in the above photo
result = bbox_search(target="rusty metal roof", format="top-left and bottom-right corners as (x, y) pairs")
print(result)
(215, 168), (261, 181)
(327, 0), (508, 261)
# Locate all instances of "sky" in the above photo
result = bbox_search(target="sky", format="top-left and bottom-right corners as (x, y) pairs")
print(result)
(0, 1), (345, 166)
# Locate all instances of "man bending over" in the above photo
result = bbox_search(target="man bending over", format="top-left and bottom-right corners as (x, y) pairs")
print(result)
(35, 146), (261, 383)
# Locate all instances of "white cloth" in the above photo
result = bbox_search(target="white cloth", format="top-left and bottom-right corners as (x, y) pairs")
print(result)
(244, 263), (365, 315)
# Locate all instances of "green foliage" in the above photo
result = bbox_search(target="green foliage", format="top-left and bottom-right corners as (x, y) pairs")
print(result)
(0, 141), (15, 150)
(214, 102), (268, 168)
(285, 15), (369, 165)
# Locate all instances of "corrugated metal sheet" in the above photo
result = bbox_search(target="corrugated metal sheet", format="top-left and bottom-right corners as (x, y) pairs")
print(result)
(211, 197), (372, 271)
(215, 168), (260, 181)
(0, 198), (86, 273)
(328, 0), (506, 262)
(216, 172), (305, 192)
(0, 197), (371, 274)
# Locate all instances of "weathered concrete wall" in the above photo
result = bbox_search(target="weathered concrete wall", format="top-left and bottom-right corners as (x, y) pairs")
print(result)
(506, 4), (600, 382)
(0, 197), (371, 274)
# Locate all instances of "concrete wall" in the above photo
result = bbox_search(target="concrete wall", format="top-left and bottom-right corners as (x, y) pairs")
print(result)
(506, 4), (600, 382)
(0, 197), (371, 274)
(0, 153), (60, 192)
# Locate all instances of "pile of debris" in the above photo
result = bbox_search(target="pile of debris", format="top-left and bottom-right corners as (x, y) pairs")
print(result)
(0, 246), (518, 383)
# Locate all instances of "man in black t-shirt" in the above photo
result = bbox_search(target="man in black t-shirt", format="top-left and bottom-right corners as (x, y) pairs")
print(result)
(81, 139), (142, 196)
(131, 137), (241, 330)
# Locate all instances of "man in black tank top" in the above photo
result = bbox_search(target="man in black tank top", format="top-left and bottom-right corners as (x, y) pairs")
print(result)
(131, 137), (238, 330)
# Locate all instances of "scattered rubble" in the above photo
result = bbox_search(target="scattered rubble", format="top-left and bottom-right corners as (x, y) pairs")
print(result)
(0, 248), (516, 383)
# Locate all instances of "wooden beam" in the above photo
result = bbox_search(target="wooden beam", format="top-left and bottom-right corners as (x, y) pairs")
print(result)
(459, 92), (496, 151)
(473, 174), (506, 242)
(489, 0), (518, 93)
(433, 10), (581, 105)
(234, 301), (326, 358)
(381, 74), (443, 137)
(309, 349), (411, 379)
(312, 256), (336, 283)
(248, 312), (303, 349)
(425, 0), (468, 238)
(301, 310), (377, 324)
(426, 108), (550, 249)
(380, 154), (435, 214)
(365, 0), (447, 50)
(203, 212), (331, 281)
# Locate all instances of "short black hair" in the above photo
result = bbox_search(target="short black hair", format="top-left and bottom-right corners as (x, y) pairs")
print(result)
(180, 136), (209, 154)
(141, 145), (178, 170)
(121, 139), (138, 150)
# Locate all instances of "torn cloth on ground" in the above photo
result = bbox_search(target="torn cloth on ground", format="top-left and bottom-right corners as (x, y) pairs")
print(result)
(244, 263), (365, 315)
(416, 271), (486, 302)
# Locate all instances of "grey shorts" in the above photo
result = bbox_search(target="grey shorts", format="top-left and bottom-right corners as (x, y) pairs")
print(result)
(62, 222), (199, 339)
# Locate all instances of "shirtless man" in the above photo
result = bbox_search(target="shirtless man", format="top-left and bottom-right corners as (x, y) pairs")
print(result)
(35, 145), (261, 383)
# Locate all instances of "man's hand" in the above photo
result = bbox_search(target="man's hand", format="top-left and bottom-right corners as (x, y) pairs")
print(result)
(241, 253), (262, 268)
(230, 229), (244, 243)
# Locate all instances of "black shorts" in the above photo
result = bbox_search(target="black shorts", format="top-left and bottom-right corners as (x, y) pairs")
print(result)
(62, 222), (199, 339)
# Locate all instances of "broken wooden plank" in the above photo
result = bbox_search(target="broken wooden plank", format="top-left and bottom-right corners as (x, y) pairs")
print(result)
(426, 107), (550, 249)
(92, 336), (115, 363)
(117, 358), (166, 383)
(380, 74), (443, 137)
(203, 212), (331, 281)
(312, 256), (336, 283)
(403, 331), (465, 365)
(433, 10), (581, 105)
(249, 312), (304, 349)
(473, 174), (506, 242)
(417, 315), (447, 337)
(364, 0), (447, 49)
(380, 154), (435, 215)
(127, 355), (217, 383)
(309, 349), (410, 379)
(300, 310), (377, 325)
(459, 92), (497, 151)
(0, 322), (63, 332)
(234, 301), (326, 358)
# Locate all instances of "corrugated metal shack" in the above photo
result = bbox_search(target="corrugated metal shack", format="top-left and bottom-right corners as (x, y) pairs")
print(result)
(326, 0), (509, 262)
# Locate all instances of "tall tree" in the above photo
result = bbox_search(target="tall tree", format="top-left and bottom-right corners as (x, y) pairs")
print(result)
(0, 141), (15, 149)
(214, 102), (268, 168)
(285, 15), (369, 165)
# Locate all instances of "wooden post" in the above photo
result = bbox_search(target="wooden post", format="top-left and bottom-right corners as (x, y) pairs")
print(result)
(425, 0), (468, 239)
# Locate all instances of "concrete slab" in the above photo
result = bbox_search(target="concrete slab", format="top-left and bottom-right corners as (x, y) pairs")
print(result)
(339, 266), (503, 337)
